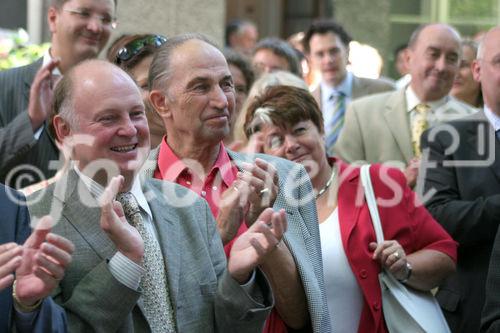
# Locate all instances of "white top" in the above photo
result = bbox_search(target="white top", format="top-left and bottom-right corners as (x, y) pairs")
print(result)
(320, 207), (363, 333)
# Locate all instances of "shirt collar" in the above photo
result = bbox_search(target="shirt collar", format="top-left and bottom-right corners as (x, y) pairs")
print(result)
(73, 164), (152, 220)
(42, 48), (62, 76)
(405, 85), (448, 112)
(321, 71), (353, 100)
(483, 105), (500, 131)
(156, 138), (236, 187)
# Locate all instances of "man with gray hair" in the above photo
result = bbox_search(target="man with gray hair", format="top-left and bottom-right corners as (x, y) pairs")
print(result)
(28, 58), (283, 332)
(147, 34), (331, 332)
(0, 0), (117, 189)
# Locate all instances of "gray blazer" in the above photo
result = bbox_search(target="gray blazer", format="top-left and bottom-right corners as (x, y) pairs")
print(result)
(143, 148), (332, 333)
(28, 169), (273, 332)
(0, 58), (61, 188)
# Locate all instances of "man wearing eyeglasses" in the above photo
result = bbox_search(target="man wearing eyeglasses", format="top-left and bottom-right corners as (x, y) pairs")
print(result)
(0, 0), (117, 189)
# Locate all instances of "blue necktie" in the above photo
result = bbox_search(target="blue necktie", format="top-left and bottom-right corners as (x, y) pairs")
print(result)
(325, 92), (346, 154)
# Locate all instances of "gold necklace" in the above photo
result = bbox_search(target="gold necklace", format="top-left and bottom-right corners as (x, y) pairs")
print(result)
(315, 168), (336, 199)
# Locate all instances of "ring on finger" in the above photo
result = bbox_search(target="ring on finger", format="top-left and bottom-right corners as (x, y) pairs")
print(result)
(392, 251), (400, 260)
(259, 188), (270, 197)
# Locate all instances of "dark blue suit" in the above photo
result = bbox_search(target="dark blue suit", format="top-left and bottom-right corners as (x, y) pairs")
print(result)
(0, 184), (66, 332)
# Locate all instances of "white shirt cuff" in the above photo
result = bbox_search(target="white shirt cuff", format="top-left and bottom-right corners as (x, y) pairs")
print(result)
(108, 251), (145, 290)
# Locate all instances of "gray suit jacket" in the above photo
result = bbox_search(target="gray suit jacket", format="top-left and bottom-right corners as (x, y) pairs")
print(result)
(334, 89), (475, 168)
(0, 58), (61, 189)
(27, 169), (273, 332)
(142, 148), (332, 333)
(311, 75), (395, 110)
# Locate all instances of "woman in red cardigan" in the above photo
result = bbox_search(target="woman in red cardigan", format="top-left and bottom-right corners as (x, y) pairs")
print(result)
(243, 85), (457, 333)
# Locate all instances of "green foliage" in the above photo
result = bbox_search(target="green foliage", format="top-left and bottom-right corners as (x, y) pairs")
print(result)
(0, 29), (50, 70)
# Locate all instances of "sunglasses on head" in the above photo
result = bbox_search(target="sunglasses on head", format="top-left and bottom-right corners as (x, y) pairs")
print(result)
(116, 35), (167, 63)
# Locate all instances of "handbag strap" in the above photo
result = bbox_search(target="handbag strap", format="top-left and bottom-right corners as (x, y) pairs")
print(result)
(360, 165), (385, 244)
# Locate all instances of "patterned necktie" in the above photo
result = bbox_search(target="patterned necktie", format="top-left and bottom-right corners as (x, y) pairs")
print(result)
(325, 91), (346, 155)
(116, 192), (176, 333)
(411, 103), (430, 158)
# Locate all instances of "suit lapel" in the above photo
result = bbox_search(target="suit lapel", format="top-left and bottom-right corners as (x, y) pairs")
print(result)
(338, 167), (363, 247)
(464, 111), (500, 182)
(351, 76), (365, 100)
(56, 170), (116, 260)
(382, 90), (413, 162)
(143, 179), (182, 307)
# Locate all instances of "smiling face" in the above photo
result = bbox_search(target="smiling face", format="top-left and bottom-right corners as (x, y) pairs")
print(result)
(408, 24), (461, 102)
(261, 120), (327, 173)
(154, 39), (236, 147)
(308, 32), (348, 87)
(55, 61), (150, 186)
(48, 0), (115, 69)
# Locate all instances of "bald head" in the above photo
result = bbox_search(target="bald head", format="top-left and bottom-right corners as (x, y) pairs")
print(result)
(53, 60), (139, 129)
(407, 23), (462, 102)
(474, 26), (500, 114)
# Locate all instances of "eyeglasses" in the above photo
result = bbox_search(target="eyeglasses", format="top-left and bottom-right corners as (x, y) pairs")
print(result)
(64, 8), (117, 29)
(116, 35), (167, 64)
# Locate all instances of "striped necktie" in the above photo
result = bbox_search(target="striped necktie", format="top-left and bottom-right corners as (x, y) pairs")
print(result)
(325, 91), (346, 154)
(411, 103), (430, 158)
(116, 192), (176, 333)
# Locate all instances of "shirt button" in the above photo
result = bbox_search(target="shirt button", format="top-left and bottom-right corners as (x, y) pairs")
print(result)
(373, 301), (380, 311)
(359, 269), (368, 279)
(201, 190), (206, 197)
(186, 181), (191, 185)
(212, 186), (217, 191)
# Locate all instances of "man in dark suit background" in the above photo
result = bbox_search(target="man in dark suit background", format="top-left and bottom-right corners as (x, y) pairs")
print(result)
(0, 183), (74, 332)
(0, 0), (116, 189)
(421, 26), (500, 333)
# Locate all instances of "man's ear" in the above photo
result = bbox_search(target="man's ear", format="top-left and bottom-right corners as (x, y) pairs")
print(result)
(149, 90), (171, 119)
(472, 59), (481, 83)
(53, 115), (71, 142)
(47, 6), (59, 34)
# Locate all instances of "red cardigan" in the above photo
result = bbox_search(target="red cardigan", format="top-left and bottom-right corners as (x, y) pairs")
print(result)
(333, 160), (457, 333)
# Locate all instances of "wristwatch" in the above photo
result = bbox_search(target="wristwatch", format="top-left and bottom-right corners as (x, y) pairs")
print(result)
(399, 262), (413, 284)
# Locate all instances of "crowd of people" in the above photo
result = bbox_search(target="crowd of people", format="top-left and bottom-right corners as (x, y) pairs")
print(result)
(0, 0), (499, 332)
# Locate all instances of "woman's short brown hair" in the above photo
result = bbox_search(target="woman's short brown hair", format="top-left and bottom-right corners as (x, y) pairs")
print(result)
(244, 85), (324, 138)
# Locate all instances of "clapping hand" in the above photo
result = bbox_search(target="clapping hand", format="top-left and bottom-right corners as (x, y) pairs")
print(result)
(99, 175), (144, 264)
(28, 58), (61, 131)
(228, 208), (287, 283)
(15, 215), (74, 307)
(238, 159), (279, 226)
